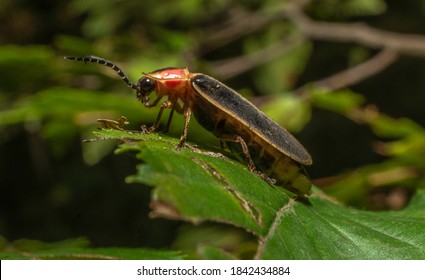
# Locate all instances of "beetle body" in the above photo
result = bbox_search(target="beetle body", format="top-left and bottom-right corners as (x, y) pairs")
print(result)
(65, 56), (312, 196)
(190, 75), (311, 195)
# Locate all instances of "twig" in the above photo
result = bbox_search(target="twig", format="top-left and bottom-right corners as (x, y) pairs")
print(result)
(284, 0), (425, 57)
(296, 48), (399, 97)
(209, 35), (305, 79)
(198, 8), (273, 54)
(200, 0), (424, 88)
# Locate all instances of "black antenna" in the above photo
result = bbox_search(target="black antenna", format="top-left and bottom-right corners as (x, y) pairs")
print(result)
(64, 56), (138, 90)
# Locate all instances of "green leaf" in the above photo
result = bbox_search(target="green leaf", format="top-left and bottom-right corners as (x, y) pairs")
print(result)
(0, 248), (184, 260)
(95, 129), (425, 259)
(311, 0), (387, 18)
(197, 245), (237, 260)
(12, 237), (90, 252)
(257, 193), (425, 259)
(55, 35), (98, 56)
(0, 237), (184, 260)
(171, 224), (255, 259)
(97, 129), (292, 237)
(369, 114), (424, 138)
(311, 89), (365, 114)
(260, 95), (311, 132)
(253, 38), (312, 93)
(0, 87), (145, 126)
(0, 45), (55, 94)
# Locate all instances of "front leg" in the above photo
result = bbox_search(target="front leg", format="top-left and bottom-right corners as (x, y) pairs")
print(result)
(141, 99), (174, 133)
(143, 96), (162, 108)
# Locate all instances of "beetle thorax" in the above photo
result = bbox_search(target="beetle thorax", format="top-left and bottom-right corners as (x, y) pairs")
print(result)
(148, 68), (193, 102)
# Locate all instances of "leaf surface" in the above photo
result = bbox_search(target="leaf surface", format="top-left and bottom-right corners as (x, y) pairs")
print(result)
(95, 129), (425, 259)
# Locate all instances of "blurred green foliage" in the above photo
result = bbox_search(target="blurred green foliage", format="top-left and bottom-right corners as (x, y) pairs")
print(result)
(0, 236), (184, 260)
(1, 0), (425, 259)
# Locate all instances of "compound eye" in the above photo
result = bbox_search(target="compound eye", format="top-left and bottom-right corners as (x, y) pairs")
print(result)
(138, 77), (156, 95)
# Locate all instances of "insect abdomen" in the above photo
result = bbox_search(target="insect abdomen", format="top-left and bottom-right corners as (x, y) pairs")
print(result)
(225, 133), (311, 195)
(191, 74), (312, 165)
(190, 75), (311, 195)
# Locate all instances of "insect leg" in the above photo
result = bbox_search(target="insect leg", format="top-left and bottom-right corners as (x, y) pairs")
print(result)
(163, 108), (175, 133)
(141, 99), (174, 133)
(177, 106), (192, 148)
(143, 96), (162, 108)
(221, 134), (276, 185)
(219, 140), (227, 150)
(163, 101), (183, 133)
(224, 135), (256, 171)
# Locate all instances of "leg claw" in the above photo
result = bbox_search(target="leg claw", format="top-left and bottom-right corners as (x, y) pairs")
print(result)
(141, 125), (155, 134)
(253, 170), (276, 185)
